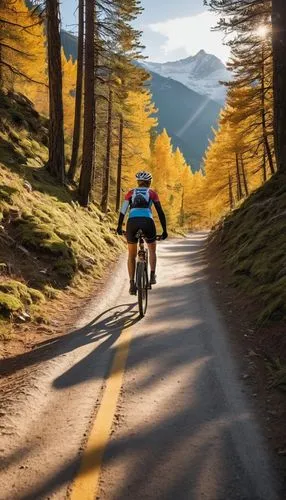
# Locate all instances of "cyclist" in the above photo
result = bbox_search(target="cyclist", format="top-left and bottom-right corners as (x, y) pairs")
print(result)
(117, 171), (168, 295)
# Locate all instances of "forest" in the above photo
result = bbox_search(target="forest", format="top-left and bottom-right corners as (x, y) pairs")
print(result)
(1, 2), (286, 497)
(2, 1), (285, 226)
(1, 0), (286, 327)
(0, 0), (199, 224)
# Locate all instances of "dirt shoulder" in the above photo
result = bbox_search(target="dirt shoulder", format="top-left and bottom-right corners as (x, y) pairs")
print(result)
(206, 235), (286, 493)
(0, 255), (122, 386)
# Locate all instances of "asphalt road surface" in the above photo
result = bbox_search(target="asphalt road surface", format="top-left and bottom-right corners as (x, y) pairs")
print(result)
(0, 234), (280, 500)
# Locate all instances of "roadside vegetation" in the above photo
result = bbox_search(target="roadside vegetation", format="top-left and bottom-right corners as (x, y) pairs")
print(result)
(200, 1), (286, 329)
(210, 172), (286, 324)
(0, 92), (123, 338)
(1, 0), (286, 343)
(0, 0), (202, 341)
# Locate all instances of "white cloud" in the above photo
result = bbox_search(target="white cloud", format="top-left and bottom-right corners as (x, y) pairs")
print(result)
(149, 11), (230, 63)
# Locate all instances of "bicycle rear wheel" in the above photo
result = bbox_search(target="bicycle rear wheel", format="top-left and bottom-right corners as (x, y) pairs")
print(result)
(136, 261), (148, 317)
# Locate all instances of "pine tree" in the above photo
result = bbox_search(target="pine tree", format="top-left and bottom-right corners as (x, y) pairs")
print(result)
(116, 114), (124, 211)
(97, 0), (146, 209)
(78, 0), (96, 206)
(46, 0), (65, 183)
(77, 0), (146, 206)
(213, 0), (274, 176)
(0, 0), (28, 87)
(68, 0), (84, 182)
(61, 50), (77, 135)
(272, 0), (286, 172)
(151, 129), (175, 226)
(0, 0), (45, 91)
(122, 90), (157, 191)
(18, 3), (47, 110)
(101, 87), (113, 212)
(200, 0), (277, 225)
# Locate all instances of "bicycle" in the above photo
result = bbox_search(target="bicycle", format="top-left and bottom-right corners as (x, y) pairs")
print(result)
(135, 229), (149, 318)
(121, 229), (162, 318)
(135, 230), (164, 318)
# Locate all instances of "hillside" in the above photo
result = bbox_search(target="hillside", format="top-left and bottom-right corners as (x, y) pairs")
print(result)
(210, 172), (286, 325)
(0, 91), (122, 338)
(148, 71), (221, 170)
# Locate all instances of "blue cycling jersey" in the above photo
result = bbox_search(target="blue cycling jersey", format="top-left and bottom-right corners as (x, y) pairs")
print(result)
(120, 187), (160, 219)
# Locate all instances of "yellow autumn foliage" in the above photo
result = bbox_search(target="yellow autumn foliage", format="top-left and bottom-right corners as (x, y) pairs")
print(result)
(1, 0), (201, 232)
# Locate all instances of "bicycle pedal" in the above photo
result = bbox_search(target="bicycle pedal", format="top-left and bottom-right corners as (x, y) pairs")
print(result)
(147, 283), (152, 290)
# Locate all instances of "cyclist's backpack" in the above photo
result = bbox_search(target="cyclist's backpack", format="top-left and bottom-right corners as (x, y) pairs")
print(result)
(131, 188), (150, 209)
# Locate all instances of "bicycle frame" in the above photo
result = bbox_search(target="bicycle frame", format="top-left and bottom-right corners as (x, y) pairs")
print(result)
(135, 230), (149, 317)
(137, 231), (148, 265)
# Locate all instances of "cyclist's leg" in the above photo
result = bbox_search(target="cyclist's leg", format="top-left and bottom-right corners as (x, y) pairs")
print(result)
(126, 218), (139, 294)
(127, 243), (137, 281)
(147, 242), (157, 273)
(144, 218), (157, 284)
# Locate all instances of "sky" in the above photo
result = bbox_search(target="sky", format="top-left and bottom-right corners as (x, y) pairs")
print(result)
(60, 0), (230, 64)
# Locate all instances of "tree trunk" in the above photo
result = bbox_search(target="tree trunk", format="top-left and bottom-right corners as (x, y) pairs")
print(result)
(92, 49), (98, 188)
(272, 0), (286, 172)
(240, 154), (249, 197)
(262, 144), (267, 182)
(0, 42), (3, 90)
(46, 0), (65, 183)
(235, 153), (243, 200)
(101, 88), (113, 213)
(229, 174), (234, 210)
(261, 43), (275, 176)
(115, 115), (124, 212)
(78, 0), (96, 207)
(179, 186), (184, 226)
(68, 0), (84, 182)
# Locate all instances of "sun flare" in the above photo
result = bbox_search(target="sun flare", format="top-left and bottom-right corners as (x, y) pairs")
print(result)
(256, 25), (269, 39)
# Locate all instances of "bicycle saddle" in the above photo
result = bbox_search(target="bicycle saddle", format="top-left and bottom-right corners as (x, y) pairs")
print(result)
(135, 229), (144, 239)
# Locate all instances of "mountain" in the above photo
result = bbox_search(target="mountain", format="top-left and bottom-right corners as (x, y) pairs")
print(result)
(46, 28), (221, 170)
(144, 50), (231, 104)
(61, 30), (78, 62)
(148, 71), (221, 170)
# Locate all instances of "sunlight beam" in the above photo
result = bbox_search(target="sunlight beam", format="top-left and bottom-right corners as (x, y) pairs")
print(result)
(255, 25), (269, 39)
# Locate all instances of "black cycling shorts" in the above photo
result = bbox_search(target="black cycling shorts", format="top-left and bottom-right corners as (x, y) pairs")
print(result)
(126, 217), (156, 244)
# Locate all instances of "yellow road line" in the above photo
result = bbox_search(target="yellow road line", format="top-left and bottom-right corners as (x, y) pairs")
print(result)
(70, 325), (133, 500)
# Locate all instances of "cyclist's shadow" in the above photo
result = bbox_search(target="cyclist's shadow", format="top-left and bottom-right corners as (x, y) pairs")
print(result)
(52, 303), (140, 390)
(0, 304), (140, 379)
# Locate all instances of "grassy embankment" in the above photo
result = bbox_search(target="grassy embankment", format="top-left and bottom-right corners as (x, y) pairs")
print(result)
(0, 91), (123, 338)
(211, 172), (286, 324)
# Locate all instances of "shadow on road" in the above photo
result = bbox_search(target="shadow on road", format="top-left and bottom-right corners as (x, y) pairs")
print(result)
(1, 234), (281, 500)
(11, 322), (279, 500)
(0, 304), (139, 379)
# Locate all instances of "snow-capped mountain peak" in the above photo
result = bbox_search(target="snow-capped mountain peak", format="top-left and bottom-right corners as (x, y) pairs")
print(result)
(144, 50), (231, 104)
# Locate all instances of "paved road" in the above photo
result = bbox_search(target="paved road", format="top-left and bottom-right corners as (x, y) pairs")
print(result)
(0, 234), (280, 500)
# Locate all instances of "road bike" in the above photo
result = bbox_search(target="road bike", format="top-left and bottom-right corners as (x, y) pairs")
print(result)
(135, 230), (163, 318)
(135, 229), (149, 317)
(121, 230), (162, 318)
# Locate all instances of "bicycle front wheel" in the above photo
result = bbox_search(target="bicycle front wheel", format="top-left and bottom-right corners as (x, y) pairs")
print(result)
(136, 261), (148, 318)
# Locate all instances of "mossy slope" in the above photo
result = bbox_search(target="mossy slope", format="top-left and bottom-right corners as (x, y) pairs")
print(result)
(0, 91), (123, 332)
(211, 172), (286, 323)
